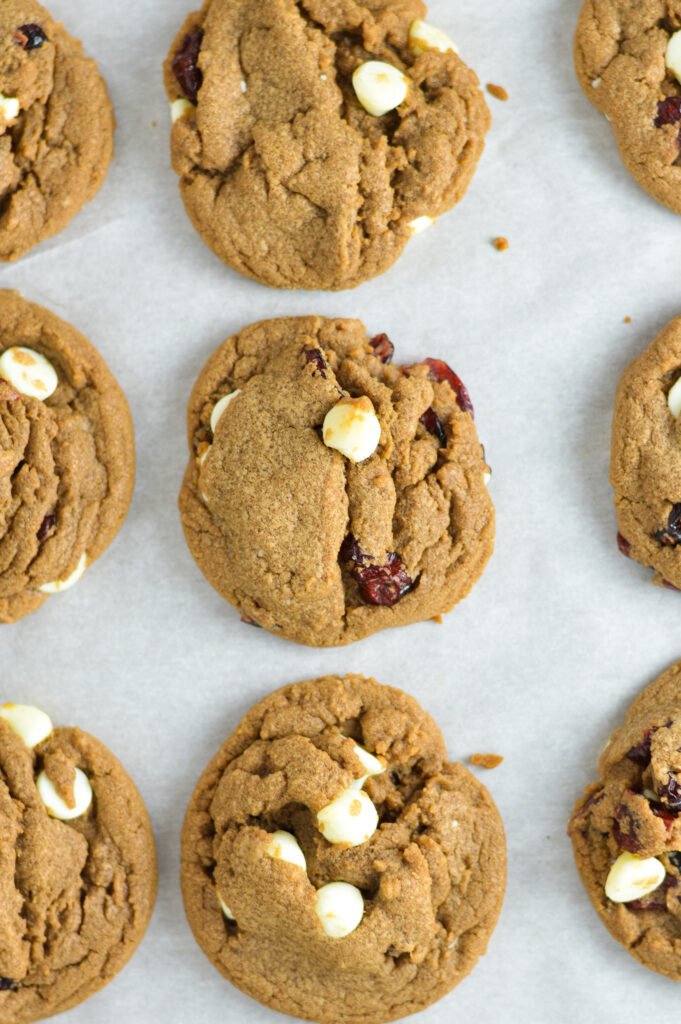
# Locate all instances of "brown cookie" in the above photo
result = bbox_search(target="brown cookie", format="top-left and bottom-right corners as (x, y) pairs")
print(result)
(0, 1), (114, 261)
(164, 0), (490, 291)
(568, 659), (681, 980)
(574, 0), (681, 214)
(611, 316), (681, 590)
(0, 291), (135, 624)
(178, 316), (494, 647)
(181, 674), (506, 1024)
(0, 701), (157, 1022)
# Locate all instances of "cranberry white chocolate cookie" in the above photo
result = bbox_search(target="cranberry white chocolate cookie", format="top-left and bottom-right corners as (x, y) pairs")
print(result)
(0, 702), (157, 1022)
(0, 291), (135, 623)
(575, 0), (681, 214)
(178, 316), (494, 647)
(569, 659), (681, 979)
(611, 316), (681, 590)
(181, 674), (506, 1024)
(164, 0), (490, 290)
(0, 0), (114, 261)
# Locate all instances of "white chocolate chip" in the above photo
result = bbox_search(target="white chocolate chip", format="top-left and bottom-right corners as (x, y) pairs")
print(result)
(36, 767), (93, 820)
(38, 552), (88, 594)
(240, 80), (247, 93)
(0, 704), (53, 748)
(210, 390), (241, 433)
(348, 741), (384, 790)
(668, 377), (681, 418)
(483, 471), (491, 486)
(322, 396), (380, 463)
(591, 77), (602, 89)
(408, 20), (458, 57)
(320, 73), (328, 81)
(604, 851), (666, 904)
(0, 93), (20, 122)
(198, 446), (211, 466)
(171, 98), (195, 122)
(266, 830), (307, 869)
(352, 61), (408, 117)
(666, 31), (681, 84)
(314, 881), (364, 938)
(218, 894), (235, 921)
(317, 788), (378, 846)
(408, 215), (436, 235)
(0, 347), (58, 400)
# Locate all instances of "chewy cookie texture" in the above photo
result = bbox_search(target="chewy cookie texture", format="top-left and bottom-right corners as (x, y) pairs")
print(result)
(0, 0), (114, 261)
(0, 290), (135, 623)
(0, 702), (157, 1023)
(575, 0), (681, 214)
(164, 0), (490, 290)
(611, 316), (681, 591)
(569, 660), (681, 980)
(179, 316), (494, 647)
(181, 674), (506, 1024)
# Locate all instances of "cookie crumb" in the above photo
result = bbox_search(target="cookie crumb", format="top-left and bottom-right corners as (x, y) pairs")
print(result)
(151, 120), (157, 127)
(624, 316), (631, 324)
(471, 753), (503, 770)
(486, 83), (508, 102)
(431, 614), (443, 625)
(493, 237), (509, 252)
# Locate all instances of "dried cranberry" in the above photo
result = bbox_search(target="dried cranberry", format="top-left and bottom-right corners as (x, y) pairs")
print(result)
(369, 333), (394, 364)
(36, 513), (56, 542)
(659, 775), (681, 812)
(617, 532), (632, 557)
(655, 96), (681, 127)
(340, 533), (413, 607)
(627, 874), (676, 911)
(423, 358), (474, 418)
(649, 799), (677, 831)
(626, 729), (652, 768)
(613, 800), (644, 853)
(663, 579), (681, 591)
(0, 377), (20, 402)
(656, 503), (681, 546)
(301, 346), (328, 379)
(0, 978), (18, 991)
(171, 30), (204, 103)
(13, 23), (47, 49)
(240, 614), (262, 628)
(420, 407), (447, 447)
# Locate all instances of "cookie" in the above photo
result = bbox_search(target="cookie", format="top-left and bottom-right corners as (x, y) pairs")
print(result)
(0, 1), (114, 261)
(0, 291), (135, 623)
(181, 674), (506, 1024)
(0, 701), (157, 1021)
(179, 316), (494, 647)
(611, 316), (681, 590)
(568, 659), (681, 980)
(574, 0), (681, 214)
(164, 0), (490, 291)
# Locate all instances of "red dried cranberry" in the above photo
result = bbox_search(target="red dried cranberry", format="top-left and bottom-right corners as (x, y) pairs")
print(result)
(14, 23), (47, 49)
(172, 30), (204, 103)
(0, 377), (20, 401)
(626, 729), (652, 767)
(369, 333), (394, 364)
(340, 534), (413, 607)
(655, 96), (681, 127)
(649, 800), (677, 831)
(659, 775), (681, 812)
(0, 978), (18, 991)
(617, 532), (632, 557)
(423, 358), (474, 418)
(613, 800), (644, 853)
(301, 346), (328, 379)
(627, 874), (676, 911)
(656, 503), (681, 546)
(240, 614), (262, 628)
(36, 513), (56, 542)
(663, 578), (681, 591)
(420, 407), (447, 447)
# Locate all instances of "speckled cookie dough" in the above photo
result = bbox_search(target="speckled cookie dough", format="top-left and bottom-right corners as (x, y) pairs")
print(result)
(181, 674), (506, 1024)
(164, 0), (490, 290)
(0, 702), (157, 1022)
(575, 0), (681, 214)
(0, 0), (114, 261)
(178, 316), (494, 647)
(0, 291), (135, 623)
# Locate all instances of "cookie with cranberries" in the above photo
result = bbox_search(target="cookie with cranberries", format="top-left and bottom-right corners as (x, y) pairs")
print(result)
(178, 316), (494, 646)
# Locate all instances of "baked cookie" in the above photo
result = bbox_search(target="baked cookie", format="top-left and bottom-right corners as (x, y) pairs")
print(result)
(0, 701), (157, 1021)
(181, 674), (506, 1024)
(0, 290), (135, 623)
(179, 316), (494, 647)
(0, 1), (114, 261)
(611, 316), (681, 590)
(569, 659), (681, 980)
(574, 0), (681, 214)
(164, 0), (490, 291)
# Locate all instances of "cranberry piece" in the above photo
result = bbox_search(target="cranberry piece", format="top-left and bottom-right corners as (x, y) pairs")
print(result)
(36, 513), (56, 542)
(0, 978), (18, 991)
(420, 406), (447, 447)
(240, 614), (262, 628)
(655, 96), (681, 127)
(613, 800), (645, 853)
(14, 23), (47, 49)
(626, 729), (652, 767)
(0, 377), (20, 402)
(649, 799), (677, 830)
(423, 358), (474, 418)
(617, 532), (632, 557)
(656, 503), (681, 546)
(340, 534), (413, 607)
(171, 30), (204, 103)
(659, 775), (681, 811)
(301, 346), (328, 379)
(369, 333), (394, 364)
(663, 578), (681, 591)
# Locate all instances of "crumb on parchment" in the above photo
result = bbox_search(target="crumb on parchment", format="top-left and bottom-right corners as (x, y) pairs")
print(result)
(471, 753), (504, 769)
(493, 237), (509, 252)
(487, 83), (508, 101)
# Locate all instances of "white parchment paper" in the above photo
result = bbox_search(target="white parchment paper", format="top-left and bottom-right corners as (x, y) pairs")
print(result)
(5, 0), (681, 1020)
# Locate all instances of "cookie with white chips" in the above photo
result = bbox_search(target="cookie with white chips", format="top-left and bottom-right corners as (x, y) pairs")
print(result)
(181, 674), (506, 1024)
(0, 702), (157, 1021)
(0, 291), (135, 623)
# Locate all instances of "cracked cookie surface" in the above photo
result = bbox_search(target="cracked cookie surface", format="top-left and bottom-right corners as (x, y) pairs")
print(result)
(0, 0), (114, 261)
(574, 0), (681, 214)
(0, 290), (135, 623)
(164, 0), (490, 291)
(611, 316), (681, 590)
(181, 674), (506, 1024)
(0, 715), (157, 1022)
(569, 659), (681, 979)
(178, 315), (494, 647)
